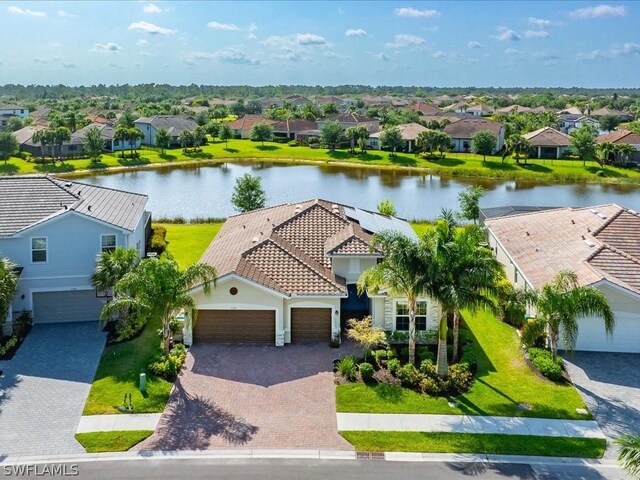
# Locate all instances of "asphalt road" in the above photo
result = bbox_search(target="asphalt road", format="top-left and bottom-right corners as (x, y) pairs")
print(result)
(1, 459), (626, 480)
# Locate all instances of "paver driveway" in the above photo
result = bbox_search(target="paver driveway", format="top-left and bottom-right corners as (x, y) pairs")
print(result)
(137, 342), (360, 451)
(0, 323), (105, 456)
(565, 352), (640, 458)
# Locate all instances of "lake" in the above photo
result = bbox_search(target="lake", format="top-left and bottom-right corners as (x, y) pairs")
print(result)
(77, 161), (640, 220)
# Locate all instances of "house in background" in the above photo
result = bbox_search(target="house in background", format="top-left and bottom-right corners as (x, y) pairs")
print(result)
(73, 123), (141, 152)
(407, 102), (443, 116)
(559, 114), (601, 134)
(20, 130), (85, 159)
(134, 115), (198, 147)
(271, 119), (318, 141)
(496, 105), (532, 115)
(0, 115), (12, 130)
(597, 129), (640, 165)
(445, 102), (469, 114)
(466, 104), (494, 117)
(227, 115), (277, 139)
(369, 122), (429, 152)
(0, 175), (150, 328)
(186, 200), (437, 346)
(523, 127), (571, 159)
(443, 117), (505, 153)
(317, 113), (380, 133)
(486, 205), (640, 353)
(0, 104), (29, 119)
(591, 107), (634, 122)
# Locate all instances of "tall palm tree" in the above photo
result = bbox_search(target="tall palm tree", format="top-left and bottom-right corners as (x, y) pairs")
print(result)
(113, 126), (128, 157)
(357, 126), (370, 153)
(532, 270), (614, 362)
(358, 231), (432, 365)
(179, 130), (194, 152)
(91, 247), (140, 298)
(53, 126), (71, 161)
(616, 434), (640, 479)
(155, 128), (171, 154)
(31, 129), (48, 159)
(0, 258), (19, 327)
(127, 127), (144, 157)
(597, 141), (616, 164)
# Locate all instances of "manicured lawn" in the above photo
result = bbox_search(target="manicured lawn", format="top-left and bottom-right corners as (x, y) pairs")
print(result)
(75, 431), (153, 453)
(156, 222), (224, 267)
(83, 315), (172, 415)
(2, 138), (639, 184)
(411, 222), (434, 237)
(340, 432), (606, 458)
(336, 309), (589, 419)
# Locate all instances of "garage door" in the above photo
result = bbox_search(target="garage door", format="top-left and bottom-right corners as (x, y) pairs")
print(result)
(569, 313), (640, 353)
(291, 308), (332, 343)
(32, 290), (104, 324)
(194, 310), (275, 343)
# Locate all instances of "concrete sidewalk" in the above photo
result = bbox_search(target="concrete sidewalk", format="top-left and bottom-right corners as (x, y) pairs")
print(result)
(337, 413), (605, 438)
(76, 414), (162, 433)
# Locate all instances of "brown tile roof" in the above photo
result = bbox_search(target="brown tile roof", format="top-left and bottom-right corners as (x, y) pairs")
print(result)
(496, 105), (532, 114)
(597, 129), (640, 145)
(271, 118), (317, 133)
(523, 127), (571, 147)
(227, 115), (277, 130)
(407, 102), (442, 116)
(591, 107), (632, 117)
(443, 117), (504, 138)
(323, 113), (378, 124)
(486, 204), (640, 294)
(369, 123), (429, 141)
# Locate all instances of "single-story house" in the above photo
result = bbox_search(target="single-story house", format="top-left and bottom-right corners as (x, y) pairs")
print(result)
(597, 129), (640, 164)
(227, 115), (277, 139)
(315, 96), (348, 107)
(558, 107), (583, 116)
(369, 122), (429, 152)
(443, 117), (506, 153)
(522, 127), (571, 159)
(20, 130), (86, 159)
(0, 104), (29, 119)
(559, 114), (601, 134)
(186, 199), (438, 346)
(271, 119), (318, 140)
(444, 102), (469, 114)
(134, 115), (198, 147)
(485, 204), (640, 353)
(530, 106), (554, 114)
(73, 123), (141, 152)
(496, 105), (531, 115)
(317, 113), (380, 133)
(0, 175), (150, 329)
(466, 104), (494, 117)
(591, 107), (634, 122)
(407, 102), (443, 116)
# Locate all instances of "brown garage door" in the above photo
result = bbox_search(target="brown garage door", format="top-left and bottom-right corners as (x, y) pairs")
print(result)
(291, 308), (332, 343)
(194, 310), (275, 343)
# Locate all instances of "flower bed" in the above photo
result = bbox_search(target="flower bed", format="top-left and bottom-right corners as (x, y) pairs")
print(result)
(0, 311), (33, 360)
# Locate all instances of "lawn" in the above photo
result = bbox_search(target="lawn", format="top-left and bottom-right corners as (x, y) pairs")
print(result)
(83, 315), (172, 415)
(336, 309), (589, 420)
(75, 431), (153, 453)
(3, 138), (640, 185)
(156, 222), (224, 268)
(340, 432), (606, 458)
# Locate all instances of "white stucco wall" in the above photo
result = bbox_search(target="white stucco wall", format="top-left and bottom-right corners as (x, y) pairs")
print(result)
(332, 257), (378, 284)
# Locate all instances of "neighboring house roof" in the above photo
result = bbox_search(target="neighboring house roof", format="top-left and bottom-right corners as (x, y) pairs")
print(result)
(322, 113), (378, 124)
(485, 204), (640, 294)
(531, 106), (552, 113)
(406, 102), (442, 116)
(315, 96), (344, 105)
(0, 175), (148, 237)
(591, 107), (631, 118)
(479, 205), (560, 223)
(559, 107), (583, 115)
(369, 123), (429, 141)
(134, 115), (198, 136)
(597, 129), (640, 146)
(523, 127), (571, 147)
(73, 123), (119, 141)
(0, 104), (26, 110)
(445, 101), (468, 111)
(466, 104), (494, 114)
(12, 126), (41, 145)
(443, 117), (504, 138)
(271, 118), (317, 133)
(496, 105), (531, 114)
(198, 199), (416, 296)
(227, 115), (277, 131)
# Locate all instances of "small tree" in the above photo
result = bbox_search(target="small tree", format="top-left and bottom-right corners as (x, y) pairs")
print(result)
(379, 126), (405, 157)
(117, 109), (136, 129)
(155, 128), (171, 153)
(113, 126), (129, 158)
(599, 114), (620, 133)
(346, 316), (387, 362)
(250, 122), (274, 146)
(505, 134), (533, 164)
(179, 130), (194, 152)
(357, 126), (370, 153)
(614, 143), (636, 166)
(7, 116), (23, 132)
(570, 126), (597, 166)
(126, 127), (144, 157)
(471, 130), (497, 162)
(231, 173), (266, 212)
(219, 123), (233, 147)
(377, 199), (397, 216)
(0, 131), (19, 165)
(193, 126), (207, 150)
(0, 258), (19, 329)
(597, 141), (616, 164)
(344, 127), (359, 153)
(457, 185), (485, 223)
(82, 126), (105, 163)
(616, 434), (640, 479)
(205, 121), (220, 139)
(320, 121), (343, 150)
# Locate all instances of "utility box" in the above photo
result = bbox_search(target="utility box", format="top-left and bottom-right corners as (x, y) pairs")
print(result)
(139, 373), (147, 392)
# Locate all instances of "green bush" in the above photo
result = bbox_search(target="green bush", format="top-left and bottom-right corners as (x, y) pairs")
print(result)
(148, 343), (187, 380)
(419, 376), (444, 396)
(419, 359), (437, 378)
(287, 140), (299, 147)
(521, 319), (546, 349)
(460, 344), (477, 371)
(13, 310), (32, 338)
(148, 225), (167, 255)
(0, 336), (18, 357)
(373, 349), (388, 366)
(528, 347), (563, 381)
(417, 346), (435, 363)
(448, 363), (474, 393)
(359, 362), (375, 382)
(114, 315), (146, 343)
(387, 358), (401, 374)
(337, 356), (357, 381)
(396, 363), (424, 388)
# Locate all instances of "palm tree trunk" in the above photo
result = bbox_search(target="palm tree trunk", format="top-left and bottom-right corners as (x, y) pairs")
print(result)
(162, 315), (172, 355)
(452, 310), (460, 363)
(436, 311), (448, 377)
(549, 329), (559, 363)
(408, 298), (416, 365)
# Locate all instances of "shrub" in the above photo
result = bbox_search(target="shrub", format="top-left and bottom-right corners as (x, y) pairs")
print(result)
(147, 225), (167, 255)
(396, 363), (423, 388)
(459, 344), (477, 371)
(337, 356), (357, 381)
(417, 346), (435, 363)
(287, 140), (299, 147)
(114, 315), (146, 343)
(12, 310), (33, 338)
(448, 363), (474, 393)
(373, 349), (388, 366)
(521, 318), (546, 349)
(528, 347), (563, 381)
(419, 376), (444, 396)
(419, 359), (437, 378)
(148, 343), (187, 380)
(387, 358), (401, 374)
(595, 170), (605, 177)
(359, 362), (375, 382)
(0, 336), (18, 357)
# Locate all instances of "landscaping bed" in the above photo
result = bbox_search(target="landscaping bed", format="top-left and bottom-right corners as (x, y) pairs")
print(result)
(0, 311), (32, 360)
(75, 431), (153, 453)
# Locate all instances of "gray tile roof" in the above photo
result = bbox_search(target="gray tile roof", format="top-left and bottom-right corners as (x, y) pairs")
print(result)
(134, 115), (197, 136)
(0, 175), (148, 237)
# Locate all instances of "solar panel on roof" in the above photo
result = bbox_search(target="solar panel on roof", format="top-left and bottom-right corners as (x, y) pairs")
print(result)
(343, 207), (417, 239)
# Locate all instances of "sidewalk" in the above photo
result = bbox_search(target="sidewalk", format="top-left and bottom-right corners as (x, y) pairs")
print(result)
(76, 414), (162, 433)
(336, 413), (605, 438)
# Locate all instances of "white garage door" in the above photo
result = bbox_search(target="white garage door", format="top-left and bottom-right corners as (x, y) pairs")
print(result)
(570, 313), (640, 353)
(32, 290), (105, 324)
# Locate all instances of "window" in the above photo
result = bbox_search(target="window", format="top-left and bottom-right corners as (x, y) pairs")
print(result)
(395, 300), (427, 331)
(101, 234), (117, 253)
(31, 237), (47, 263)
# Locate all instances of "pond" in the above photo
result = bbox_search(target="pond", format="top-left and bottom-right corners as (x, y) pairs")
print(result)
(77, 161), (640, 220)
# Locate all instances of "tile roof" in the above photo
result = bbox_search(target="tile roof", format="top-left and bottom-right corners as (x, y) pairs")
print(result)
(323, 113), (378, 124)
(496, 105), (532, 114)
(486, 204), (640, 295)
(406, 102), (442, 115)
(0, 104), (26, 110)
(523, 127), (571, 147)
(466, 104), (494, 113)
(271, 118), (317, 133)
(134, 115), (198, 136)
(369, 123), (429, 140)
(198, 199), (414, 296)
(597, 129), (640, 145)
(0, 175), (148, 237)
(591, 107), (632, 117)
(227, 115), (277, 131)
(443, 117), (504, 138)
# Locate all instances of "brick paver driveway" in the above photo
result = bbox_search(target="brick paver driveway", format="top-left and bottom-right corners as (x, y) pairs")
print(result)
(137, 342), (360, 451)
(565, 352), (640, 458)
(0, 323), (105, 456)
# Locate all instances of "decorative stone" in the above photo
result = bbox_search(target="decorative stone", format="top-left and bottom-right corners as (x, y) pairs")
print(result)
(576, 408), (589, 415)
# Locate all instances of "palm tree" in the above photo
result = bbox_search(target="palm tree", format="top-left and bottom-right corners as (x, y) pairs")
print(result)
(597, 141), (616, 164)
(179, 130), (194, 152)
(616, 434), (640, 479)
(117, 109), (136, 129)
(155, 128), (171, 154)
(614, 143), (636, 166)
(531, 270), (614, 362)
(113, 126), (128, 158)
(505, 134), (532, 165)
(344, 127), (359, 154)
(31, 129), (49, 160)
(53, 126), (71, 161)
(0, 258), (19, 327)
(91, 247), (140, 298)
(127, 127), (144, 157)
(193, 126), (207, 150)
(358, 231), (431, 365)
(357, 126), (370, 153)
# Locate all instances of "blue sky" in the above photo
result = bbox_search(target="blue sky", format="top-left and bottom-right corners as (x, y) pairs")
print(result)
(1, 1), (638, 87)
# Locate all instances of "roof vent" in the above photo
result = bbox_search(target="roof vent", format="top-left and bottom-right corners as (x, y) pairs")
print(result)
(88, 205), (92, 211)
(526, 231), (530, 236)
(584, 239), (595, 247)
(251, 236), (259, 243)
(571, 219), (575, 224)
(589, 209), (598, 214)
(629, 209), (637, 215)
(597, 213), (607, 220)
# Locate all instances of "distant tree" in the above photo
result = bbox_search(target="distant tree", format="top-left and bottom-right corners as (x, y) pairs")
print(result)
(344, 126), (360, 153)
(7, 116), (23, 132)
(250, 122), (274, 146)
(126, 127), (144, 157)
(377, 199), (397, 216)
(117, 109), (136, 129)
(218, 123), (233, 147)
(193, 126), (207, 149)
(205, 121), (220, 139)
(416, 129), (440, 156)
(599, 114), (620, 133)
(0, 131), (19, 164)
(231, 100), (245, 117)
(569, 126), (597, 166)
(321, 102), (339, 115)
(379, 126), (404, 157)
(597, 141), (616, 164)
(613, 143), (635, 166)
(179, 130), (194, 152)
(471, 130), (497, 162)
(64, 111), (79, 131)
(245, 100), (263, 114)
(113, 126), (129, 158)
(231, 173), (266, 212)
(357, 126), (370, 153)
(298, 102), (321, 121)
(194, 110), (209, 126)
(82, 126), (105, 163)
(52, 126), (71, 160)
(155, 128), (171, 153)
(32, 129), (50, 159)
(457, 185), (485, 223)
(320, 121), (343, 150)
(505, 134), (533, 164)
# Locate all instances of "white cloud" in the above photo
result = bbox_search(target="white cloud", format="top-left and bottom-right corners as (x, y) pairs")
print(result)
(577, 42), (640, 61)
(385, 33), (426, 49)
(394, 7), (439, 18)
(467, 41), (483, 49)
(505, 48), (523, 56)
(295, 33), (326, 45)
(136, 39), (150, 46)
(492, 27), (520, 41)
(533, 53), (560, 65)
(528, 17), (552, 27)
(246, 33), (258, 40)
(247, 23), (257, 32)
(577, 49), (607, 61)
(91, 42), (123, 52)
(128, 21), (176, 35)
(62, 62), (77, 68)
(345, 28), (367, 37)
(51, 42), (62, 48)
(431, 50), (446, 58)
(143, 3), (162, 13)
(206, 21), (240, 31)
(324, 51), (348, 60)
(7, 6), (46, 17)
(570, 4), (626, 19)
(524, 30), (549, 38)
(611, 42), (640, 56)
(57, 10), (76, 18)
(190, 48), (261, 65)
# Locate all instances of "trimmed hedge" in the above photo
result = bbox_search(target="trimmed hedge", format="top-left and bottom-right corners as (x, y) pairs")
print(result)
(528, 347), (563, 381)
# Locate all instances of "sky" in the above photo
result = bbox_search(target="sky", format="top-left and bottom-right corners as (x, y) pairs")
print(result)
(0, 1), (638, 88)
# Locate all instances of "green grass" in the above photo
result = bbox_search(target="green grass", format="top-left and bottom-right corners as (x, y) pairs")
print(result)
(75, 431), (153, 453)
(4, 138), (640, 185)
(411, 222), (435, 237)
(336, 309), (589, 419)
(156, 223), (224, 268)
(83, 315), (172, 415)
(340, 432), (606, 458)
